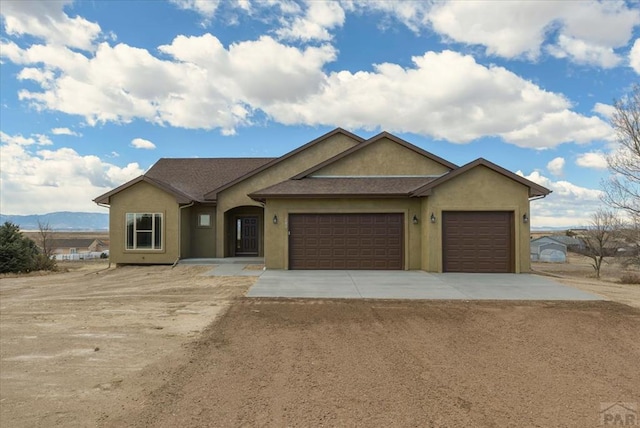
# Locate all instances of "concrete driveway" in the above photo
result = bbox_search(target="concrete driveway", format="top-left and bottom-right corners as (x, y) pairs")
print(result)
(247, 270), (602, 300)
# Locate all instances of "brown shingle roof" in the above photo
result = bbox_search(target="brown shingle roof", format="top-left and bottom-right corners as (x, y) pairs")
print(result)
(49, 238), (98, 249)
(250, 177), (438, 200)
(94, 157), (274, 204)
(145, 158), (274, 201)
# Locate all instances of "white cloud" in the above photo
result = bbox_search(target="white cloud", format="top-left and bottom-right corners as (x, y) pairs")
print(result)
(130, 138), (156, 150)
(0, 0), (101, 50)
(51, 127), (80, 136)
(499, 110), (613, 148)
(518, 170), (604, 227)
(342, 1), (430, 33)
(265, 50), (613, 148)
(2, 35), (336, 135)
(630, 38), (640, 74)
(576, 152), (608, 170)
(593, 102), (616, 119)
(547, 35), (621, 68)
(0, 25), (614, 148)
(169, 0), (220, 19)
(547, 157), (565, 176)
(276, 1), (346, 41)
(0, 131), (143, 214)
(386, 0), (639, 66)
(0, 131), (52, 146)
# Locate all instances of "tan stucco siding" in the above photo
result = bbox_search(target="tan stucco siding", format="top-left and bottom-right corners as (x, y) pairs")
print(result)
(264, 198), (422, 270)
(421, 166), (531, 273)
(311, 137), (451, 177)
(108, 181), (180, 264)
(216, 133), (361, 256)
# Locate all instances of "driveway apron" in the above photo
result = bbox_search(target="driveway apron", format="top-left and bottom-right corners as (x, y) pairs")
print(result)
(247, 270), (602, 300)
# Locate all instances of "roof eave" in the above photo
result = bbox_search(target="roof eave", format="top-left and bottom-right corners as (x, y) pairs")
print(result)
(248, 193), (410, 199)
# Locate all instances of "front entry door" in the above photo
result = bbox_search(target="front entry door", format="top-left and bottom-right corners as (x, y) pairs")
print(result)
(236, 216), (258, 256)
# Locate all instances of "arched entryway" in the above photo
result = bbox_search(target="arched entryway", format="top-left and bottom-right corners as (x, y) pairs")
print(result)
(225, 205), (264, 257)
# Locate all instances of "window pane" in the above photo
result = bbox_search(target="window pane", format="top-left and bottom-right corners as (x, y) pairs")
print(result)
(136, 231), (152, 248)
(126, 214), (134, 249)
(136, 213), (153, 230)
(126, 213), (161, 250)
(154, 214), (162, 249)
(199, 214), (210, 227)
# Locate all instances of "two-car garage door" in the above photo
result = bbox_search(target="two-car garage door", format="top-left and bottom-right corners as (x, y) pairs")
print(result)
(289, 213), (403, 270)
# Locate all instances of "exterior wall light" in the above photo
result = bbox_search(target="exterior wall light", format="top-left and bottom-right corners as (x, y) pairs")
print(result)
(273, 214), (278, 224)
(430, 213), (436, 223)
(412, 215), (419, 224)
(523, 213), (529, 223)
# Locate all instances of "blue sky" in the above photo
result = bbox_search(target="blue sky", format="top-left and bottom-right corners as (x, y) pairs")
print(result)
(1, 0), (639, 228)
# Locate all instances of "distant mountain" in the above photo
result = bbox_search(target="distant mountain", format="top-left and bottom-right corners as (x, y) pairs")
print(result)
(0, 212), (108, 231)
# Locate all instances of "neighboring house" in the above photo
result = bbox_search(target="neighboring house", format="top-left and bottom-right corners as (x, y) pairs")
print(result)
(49, 238), (109, 260)
(94, 128), (551, 273)
(530, 237), (567, 263)
(548, 235), (585, 252)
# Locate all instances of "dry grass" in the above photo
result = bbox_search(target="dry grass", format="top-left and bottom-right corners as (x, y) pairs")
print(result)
(533, 252), (640, 308)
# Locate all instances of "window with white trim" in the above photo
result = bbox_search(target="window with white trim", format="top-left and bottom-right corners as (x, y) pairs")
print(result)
(126, 213), (163, 250)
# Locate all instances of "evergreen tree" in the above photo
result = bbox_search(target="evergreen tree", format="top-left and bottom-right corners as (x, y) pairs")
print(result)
(0, 222), (40, 273)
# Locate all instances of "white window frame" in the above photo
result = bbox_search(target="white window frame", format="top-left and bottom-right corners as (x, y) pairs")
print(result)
(125, 213), (163, 250)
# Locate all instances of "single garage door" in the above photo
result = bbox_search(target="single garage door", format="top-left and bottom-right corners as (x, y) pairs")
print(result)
(289, 213), (403, 270)
(442, 211), (514, 273)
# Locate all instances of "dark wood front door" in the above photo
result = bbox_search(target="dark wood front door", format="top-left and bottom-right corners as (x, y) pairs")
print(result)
(236, 216), (258, 256)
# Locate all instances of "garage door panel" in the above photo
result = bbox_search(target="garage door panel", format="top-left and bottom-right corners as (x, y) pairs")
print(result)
(443, 211), (514, 273)
(289, 213), (404, 270)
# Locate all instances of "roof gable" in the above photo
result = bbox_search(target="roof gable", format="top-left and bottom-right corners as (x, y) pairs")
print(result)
(292, 131), (457, 180)
(94, 175), (194, 205)
(411, 158), (551, 198)
(203, 128), (364, 200)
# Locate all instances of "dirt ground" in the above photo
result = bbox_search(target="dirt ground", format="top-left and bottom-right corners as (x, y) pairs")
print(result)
(1, 258), (639, 427)
(104, 299), (640, 428)
(0, 263), (254, 427)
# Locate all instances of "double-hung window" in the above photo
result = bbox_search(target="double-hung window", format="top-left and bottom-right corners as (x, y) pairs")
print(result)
(126, 213), (162, 250)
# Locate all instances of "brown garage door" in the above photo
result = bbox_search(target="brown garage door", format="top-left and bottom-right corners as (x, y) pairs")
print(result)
(442, 211), (514, 273)
(289, 213), (403, 270)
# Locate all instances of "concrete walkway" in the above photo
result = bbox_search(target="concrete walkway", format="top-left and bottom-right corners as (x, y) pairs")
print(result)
(247, 270), (602, 300)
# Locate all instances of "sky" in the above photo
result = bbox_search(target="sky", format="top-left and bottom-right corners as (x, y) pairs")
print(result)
(0, 0), (639, 228)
